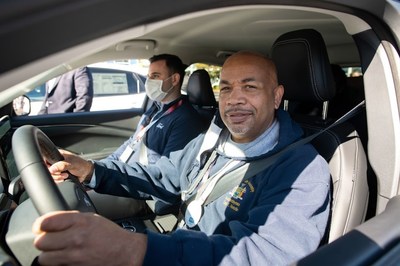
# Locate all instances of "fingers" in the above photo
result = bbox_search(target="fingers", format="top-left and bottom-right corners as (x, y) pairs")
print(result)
(58, 149), (74, 156)
(47, 149), (94, 184)
(48, 161), (70, 181)
(33, 211), (146, 266)
(33, 211), (80, 234)
(33, 211), (90, 251)
(33, 211), (90, 265)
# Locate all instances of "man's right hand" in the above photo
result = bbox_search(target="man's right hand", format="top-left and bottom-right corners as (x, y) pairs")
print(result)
(48, 150), (94, 183)
(33, 211), (147, 266)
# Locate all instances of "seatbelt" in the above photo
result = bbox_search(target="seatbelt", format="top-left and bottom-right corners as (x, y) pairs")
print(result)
(179, 100), (365, 228)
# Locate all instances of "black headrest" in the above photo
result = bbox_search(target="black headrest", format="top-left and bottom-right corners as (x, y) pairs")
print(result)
(187, 69), (217, 107)
(271, 29), (336, 104)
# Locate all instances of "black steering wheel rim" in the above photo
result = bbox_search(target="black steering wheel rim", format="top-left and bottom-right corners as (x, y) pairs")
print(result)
(12, 125), (70, 215)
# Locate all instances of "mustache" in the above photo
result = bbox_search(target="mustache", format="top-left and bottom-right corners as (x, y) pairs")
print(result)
(224, 107), (253, 115)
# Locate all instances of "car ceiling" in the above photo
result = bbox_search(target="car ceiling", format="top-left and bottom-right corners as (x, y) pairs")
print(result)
(0, 0), (390, 101)
(110, 7), (358, 66)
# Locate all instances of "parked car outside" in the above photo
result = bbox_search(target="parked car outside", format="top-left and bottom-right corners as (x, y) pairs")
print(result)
(26, 63), (148, 115)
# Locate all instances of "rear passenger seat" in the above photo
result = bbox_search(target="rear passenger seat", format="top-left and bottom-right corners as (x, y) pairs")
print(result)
(329, 66), (367, 146)
(329, 65), (364, 119)
(346, 76), (365, 102)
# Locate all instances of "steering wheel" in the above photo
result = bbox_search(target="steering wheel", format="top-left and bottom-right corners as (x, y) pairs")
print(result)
(11, 124), (96, 215)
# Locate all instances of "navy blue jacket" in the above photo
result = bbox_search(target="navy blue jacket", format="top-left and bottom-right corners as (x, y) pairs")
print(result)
(104, 95), (207, 213)
(106, 95), (206, 164)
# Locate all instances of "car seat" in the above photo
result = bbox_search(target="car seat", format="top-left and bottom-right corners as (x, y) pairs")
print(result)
(149, 70), (217, 214)
(186, 69), (218, 127)
(145, 70), (218, 232)
(271, 29), (369, 242)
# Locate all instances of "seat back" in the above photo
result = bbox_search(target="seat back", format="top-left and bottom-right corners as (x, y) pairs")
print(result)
(271, 29), (369, 242)
(145, 70), (217, 218)
(186, 69), (218, 127)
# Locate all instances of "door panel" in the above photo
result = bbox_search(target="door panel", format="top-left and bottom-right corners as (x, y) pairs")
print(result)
(10, 108), (144, 160)
(9, 107), (146, 221)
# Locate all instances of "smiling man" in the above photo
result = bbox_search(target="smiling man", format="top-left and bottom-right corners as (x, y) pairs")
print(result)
(34, 51), (331, 266)
(219, 52), (283, 143)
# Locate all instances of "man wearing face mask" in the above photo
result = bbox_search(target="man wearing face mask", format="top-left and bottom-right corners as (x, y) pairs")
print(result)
(102, 54), (208, 215)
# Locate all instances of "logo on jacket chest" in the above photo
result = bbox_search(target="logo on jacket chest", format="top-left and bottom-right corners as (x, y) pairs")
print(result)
(223, 180), (255, 212)
(156, 122), (164, 129)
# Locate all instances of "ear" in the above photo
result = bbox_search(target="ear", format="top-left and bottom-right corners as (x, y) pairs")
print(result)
(171, 73), (181, 86)
(273, 85), (284, 109)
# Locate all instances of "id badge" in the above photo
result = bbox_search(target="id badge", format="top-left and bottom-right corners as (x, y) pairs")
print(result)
(120, 145), (135, 163)
(184, 200), (203, 228)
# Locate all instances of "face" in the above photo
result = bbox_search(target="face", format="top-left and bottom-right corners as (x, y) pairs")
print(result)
(218, 52), (284, 143)
(147, 60), (178, 93)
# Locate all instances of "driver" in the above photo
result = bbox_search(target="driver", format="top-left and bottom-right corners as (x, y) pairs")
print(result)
(104, 54), (207, 214)
(33, 51), (331, 266)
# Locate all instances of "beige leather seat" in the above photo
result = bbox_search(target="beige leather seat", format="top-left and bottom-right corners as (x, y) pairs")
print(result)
(271, 29), (369, 242)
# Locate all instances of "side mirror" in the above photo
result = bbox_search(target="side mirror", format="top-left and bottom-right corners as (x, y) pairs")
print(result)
(13, 95), (31, 116)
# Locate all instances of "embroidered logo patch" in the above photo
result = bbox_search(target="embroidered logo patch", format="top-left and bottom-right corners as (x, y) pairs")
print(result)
(223, 180), (255, 212)
(156, 123), (164, 129)
(229, 185), (246, 200)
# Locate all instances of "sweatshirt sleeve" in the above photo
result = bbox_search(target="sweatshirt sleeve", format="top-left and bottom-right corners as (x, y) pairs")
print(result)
(92, 136), (201, 204)
(143, 150), (331, 266)
(92, 156), (180, 204)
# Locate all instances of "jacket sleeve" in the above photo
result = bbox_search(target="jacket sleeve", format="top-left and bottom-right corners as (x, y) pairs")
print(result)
(92, 136), (201, 204)
(143, 150), (331, 266)
(73, 67), (93, 112)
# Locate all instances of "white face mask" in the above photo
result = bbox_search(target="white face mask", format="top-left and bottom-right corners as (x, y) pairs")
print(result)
(145, 76), (174, 102)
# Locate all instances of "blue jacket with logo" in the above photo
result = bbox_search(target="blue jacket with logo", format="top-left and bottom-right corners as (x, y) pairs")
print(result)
(106, 95), (207, 165)
(92, 109), (331, 265)
(104, 95), (207, 213)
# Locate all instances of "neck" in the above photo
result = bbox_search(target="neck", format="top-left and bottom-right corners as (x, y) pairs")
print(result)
(161, 87), (182, 104)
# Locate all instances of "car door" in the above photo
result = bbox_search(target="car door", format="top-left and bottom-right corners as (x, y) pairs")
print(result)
(11, 65), (150, 160)
(10, 107), (147, 161)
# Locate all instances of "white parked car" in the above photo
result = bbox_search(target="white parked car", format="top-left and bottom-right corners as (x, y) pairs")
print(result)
(26, 64), (147, 115)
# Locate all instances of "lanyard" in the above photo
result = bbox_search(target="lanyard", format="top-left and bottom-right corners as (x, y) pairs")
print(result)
(133, 99), (183, 145)
(182, 150), (218, 201)
(195, 158), (241, 204)
(119, 99), (183, 163)
(180, 154), (241, 228)
(180, 143), (243, 228)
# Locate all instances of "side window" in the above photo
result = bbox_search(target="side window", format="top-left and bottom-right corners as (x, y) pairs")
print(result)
(92, 71), (130, 95)
(342, 66), (363, 77)
(26, 84), (46, 115)
(184, 63), (221, 101)
(19, 60), (149, 116)
(89, 67), (147, 112)
(26, 84), (46, 100)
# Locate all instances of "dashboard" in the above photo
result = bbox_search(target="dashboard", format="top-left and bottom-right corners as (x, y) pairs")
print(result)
(0, 116), (17, 183)
(0, 116), (24, 202)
